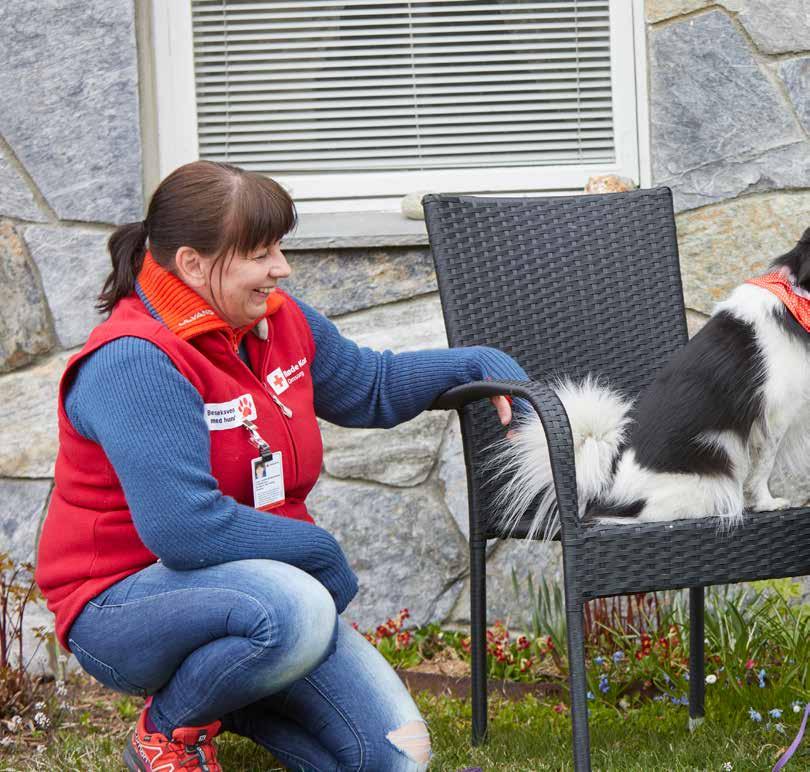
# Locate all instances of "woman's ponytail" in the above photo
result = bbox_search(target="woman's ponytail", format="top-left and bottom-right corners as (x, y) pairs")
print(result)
(97, 220), (148, 315)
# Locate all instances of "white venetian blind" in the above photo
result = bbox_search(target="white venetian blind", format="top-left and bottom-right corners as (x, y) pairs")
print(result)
(191, 0), (614, 176)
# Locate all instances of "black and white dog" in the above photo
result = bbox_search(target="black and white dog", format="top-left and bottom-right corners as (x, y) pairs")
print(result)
(492, 230), (810, 539)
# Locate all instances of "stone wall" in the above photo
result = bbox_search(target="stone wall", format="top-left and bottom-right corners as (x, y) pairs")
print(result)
(2, 1), (810, 671)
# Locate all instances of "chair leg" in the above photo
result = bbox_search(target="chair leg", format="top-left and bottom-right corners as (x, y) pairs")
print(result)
(470, 536), (488, 745)
(567, 603), (592, 772)
(689, 587), (705, 728)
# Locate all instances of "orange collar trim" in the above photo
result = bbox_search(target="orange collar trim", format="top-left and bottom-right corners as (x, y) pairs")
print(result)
(135, 251), (286, 346)
(747, 269), (810, 333)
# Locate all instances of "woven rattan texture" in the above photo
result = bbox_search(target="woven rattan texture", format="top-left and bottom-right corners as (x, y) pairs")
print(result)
(579, 510), (810, 599)
(425, 189), (688, 537)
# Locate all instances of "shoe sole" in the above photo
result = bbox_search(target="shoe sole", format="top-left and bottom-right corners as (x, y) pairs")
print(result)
(123, 740), (148, 771)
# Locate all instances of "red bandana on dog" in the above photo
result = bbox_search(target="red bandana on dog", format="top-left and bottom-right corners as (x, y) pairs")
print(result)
(747, 267), (810, 333)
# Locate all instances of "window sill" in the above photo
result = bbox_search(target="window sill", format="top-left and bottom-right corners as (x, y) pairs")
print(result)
(284, 211), (429, 250)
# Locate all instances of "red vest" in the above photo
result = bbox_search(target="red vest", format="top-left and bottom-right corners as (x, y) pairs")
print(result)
(36, 256), (322, 650)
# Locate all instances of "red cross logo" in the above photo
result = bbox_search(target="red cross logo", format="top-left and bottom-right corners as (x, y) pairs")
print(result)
(267, 367), (290, 395)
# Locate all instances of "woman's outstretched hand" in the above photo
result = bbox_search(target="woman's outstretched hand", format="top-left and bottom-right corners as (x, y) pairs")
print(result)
(490, 394), (519, 439)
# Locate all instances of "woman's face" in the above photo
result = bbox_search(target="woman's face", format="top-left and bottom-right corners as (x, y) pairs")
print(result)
(203, 241), (291, 328)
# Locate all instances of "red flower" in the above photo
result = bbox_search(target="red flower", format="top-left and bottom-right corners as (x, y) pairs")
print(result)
(376, 625), (393, 639)
(517, 635), (530, 651)
(745, 659), (756, 670)
(520, 657), (534, 672)
(397, 631), (412, 648)
(553, 702), (567, 713)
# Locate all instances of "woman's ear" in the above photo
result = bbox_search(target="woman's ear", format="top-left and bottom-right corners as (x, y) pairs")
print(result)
(174, 246), (208, 289)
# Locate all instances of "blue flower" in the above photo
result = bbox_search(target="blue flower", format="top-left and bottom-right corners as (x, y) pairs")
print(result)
(663, 673), (671, 684)
(598, 674), (610, 694)
(680, 695), (689, 706)
(758, 669), (767, 688)
(612, 651), (624, 663)
(792, 701), (804, 713)
(684, 671), (690, 681)
(749, 707), (762, 723)
(769, 708), (782, 719)
(587, 691), (595, 701)
(594, 656), (605, 666)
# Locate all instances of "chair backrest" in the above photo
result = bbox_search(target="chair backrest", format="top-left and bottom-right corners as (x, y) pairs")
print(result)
(423, 188), (689, 537)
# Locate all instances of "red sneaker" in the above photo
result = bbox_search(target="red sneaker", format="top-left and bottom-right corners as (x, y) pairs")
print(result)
(123, 701), (222, 771)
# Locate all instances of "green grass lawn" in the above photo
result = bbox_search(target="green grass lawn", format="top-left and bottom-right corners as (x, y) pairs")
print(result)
(2, 687), (805, 771)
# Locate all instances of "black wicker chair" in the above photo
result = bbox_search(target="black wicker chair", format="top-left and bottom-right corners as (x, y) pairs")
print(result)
(423, 188), (810, 771)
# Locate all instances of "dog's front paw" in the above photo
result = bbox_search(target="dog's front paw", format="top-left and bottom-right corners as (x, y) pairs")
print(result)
(750, 495), (792, 512)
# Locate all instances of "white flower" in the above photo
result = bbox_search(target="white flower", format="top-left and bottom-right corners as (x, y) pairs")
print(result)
(721, 763), (733, 771)
(36, 744), (45, 754)
(8, 716), (23, 733)
(0, 737), (13, 748)
(705, 674), (717, 685)
(34, 702), (45, 710)
(55, 681), (68, 697)
(34, 712), (49, 729)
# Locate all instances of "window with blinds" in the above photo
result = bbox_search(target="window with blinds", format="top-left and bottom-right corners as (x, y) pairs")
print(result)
(191, 1), (615, 183)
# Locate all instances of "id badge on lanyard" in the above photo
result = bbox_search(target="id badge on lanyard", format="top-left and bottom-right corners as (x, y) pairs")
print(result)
(242, 418), (285, 510)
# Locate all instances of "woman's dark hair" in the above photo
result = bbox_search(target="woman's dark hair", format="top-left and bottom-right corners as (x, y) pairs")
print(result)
(97, 160), (297, 314)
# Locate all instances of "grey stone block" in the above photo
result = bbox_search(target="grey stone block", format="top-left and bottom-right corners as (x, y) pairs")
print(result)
(438, 413), (470, 541)
(0, 153), (45, 221)
(307, 476), (467, 629)
(780, 57), (810, 134)
(448, 540), (563, 628)
(650, 11), (802, 211)
(24, 225), (111, 349)
(0, 0), (142, 223)
(283, 247), (437, 317)
(0, 349), (73, 478)
(0, 221), (54, 372)
(0, 478), (52, 564)
(321, 412), (449, 487)
(330, 293), (447, 352)
(732, 0), (810, 55)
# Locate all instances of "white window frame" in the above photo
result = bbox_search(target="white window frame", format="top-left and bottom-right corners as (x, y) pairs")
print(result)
(151, 0), (650, 215)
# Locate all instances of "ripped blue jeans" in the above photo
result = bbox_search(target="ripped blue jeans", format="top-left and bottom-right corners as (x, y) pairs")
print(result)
(68, 559), (431, 771)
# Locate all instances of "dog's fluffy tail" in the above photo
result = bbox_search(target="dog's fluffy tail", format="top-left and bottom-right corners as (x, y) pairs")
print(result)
(488, 376), (634, 540)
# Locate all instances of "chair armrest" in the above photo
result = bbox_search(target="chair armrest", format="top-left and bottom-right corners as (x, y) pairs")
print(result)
(431, 379), (581, 541)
